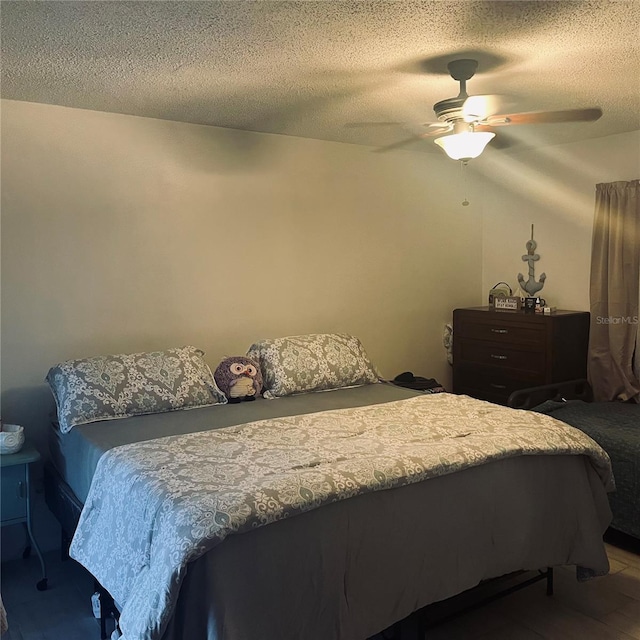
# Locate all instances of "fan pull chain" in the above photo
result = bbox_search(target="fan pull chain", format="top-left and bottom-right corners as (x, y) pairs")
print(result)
(460, 160), (470, 206)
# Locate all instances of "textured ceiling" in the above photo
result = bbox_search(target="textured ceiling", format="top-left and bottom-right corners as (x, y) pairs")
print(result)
(2, 1), (639, 153)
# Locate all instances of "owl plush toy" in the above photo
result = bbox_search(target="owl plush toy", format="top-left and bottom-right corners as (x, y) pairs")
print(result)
(214, 356), (263, 403)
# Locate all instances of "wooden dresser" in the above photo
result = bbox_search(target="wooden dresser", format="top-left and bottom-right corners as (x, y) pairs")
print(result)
(452, 306), (590, 405)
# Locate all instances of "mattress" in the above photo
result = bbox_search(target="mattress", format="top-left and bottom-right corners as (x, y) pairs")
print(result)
(48, 382), (419, 503)
(535, 400), (639, 539)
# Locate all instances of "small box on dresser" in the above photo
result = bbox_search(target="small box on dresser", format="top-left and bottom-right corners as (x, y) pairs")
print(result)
(453, 306), (590, 405)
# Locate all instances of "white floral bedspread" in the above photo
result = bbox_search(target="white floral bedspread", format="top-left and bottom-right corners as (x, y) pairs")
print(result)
(69, 393), (613, 640)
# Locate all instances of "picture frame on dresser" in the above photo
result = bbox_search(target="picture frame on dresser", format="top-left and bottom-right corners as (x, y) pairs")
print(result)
(493, 296), (522, 311)
(452, 306), (590, 405)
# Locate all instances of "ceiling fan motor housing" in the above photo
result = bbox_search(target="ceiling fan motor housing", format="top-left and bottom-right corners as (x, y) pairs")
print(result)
(434, 59), (479, 122)
(447, 59), (478, 82)
(433, 96), (467, 122)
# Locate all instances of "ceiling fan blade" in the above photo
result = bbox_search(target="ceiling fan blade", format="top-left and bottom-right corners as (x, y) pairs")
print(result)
(422, 125), (453, 135)
(345, 121), (445, 129)
(462, 94), (505, 122)
(344, 121), (405, 128)
(373, 128), (449, 153)
(486, 107), (603, 126)
(472, 125), (521, 150)
(488, 134), (513, 150)
(373, 135), (427, 153)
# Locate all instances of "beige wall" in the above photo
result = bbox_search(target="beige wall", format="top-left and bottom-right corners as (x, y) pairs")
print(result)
(1, 99), (482, 456)
(476, 131), (640, 311)
(2, 99), (636, 556)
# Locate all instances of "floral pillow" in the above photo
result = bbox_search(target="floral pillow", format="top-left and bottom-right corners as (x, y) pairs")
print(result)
(46, 346), (227, 433)
(246, 333), (380, 399)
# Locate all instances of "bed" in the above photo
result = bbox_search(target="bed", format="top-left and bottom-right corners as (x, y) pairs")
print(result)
(43, 338), (614, 640)
(509, 379), (639, 541)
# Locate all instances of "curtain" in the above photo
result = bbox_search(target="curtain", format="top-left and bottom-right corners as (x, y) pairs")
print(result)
(635, 273), (640, 384)
(588, 180), (640, 402)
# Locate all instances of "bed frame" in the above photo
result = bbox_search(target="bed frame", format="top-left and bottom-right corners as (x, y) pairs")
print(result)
(507, 378), (593, 409)
(44, 461), (554, 640)
(44, 464), (118, 639)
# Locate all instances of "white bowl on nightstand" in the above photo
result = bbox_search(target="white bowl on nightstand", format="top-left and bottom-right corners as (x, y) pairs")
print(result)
(0, 424), (25, 455)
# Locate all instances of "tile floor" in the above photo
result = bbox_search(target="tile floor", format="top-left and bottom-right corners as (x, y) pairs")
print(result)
(1, 542), (639, 639)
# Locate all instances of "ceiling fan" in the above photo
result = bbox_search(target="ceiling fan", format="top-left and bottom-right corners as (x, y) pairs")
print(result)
(375, 59), (603, 160)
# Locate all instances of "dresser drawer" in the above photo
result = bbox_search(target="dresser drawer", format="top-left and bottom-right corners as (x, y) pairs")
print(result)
(455, 314), (545, 346)
(457, 339), (546, 374)
(455, 365), (543, 403)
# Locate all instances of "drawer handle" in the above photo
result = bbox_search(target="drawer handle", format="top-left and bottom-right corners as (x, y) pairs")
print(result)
(16, 481), (25, 499)
(491, 328), (509, 334)
(490, 383), (507, 389)
(490, 354), (508, 360)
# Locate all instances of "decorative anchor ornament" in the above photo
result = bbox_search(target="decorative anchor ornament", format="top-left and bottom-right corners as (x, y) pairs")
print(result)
(517, 224), (546, 296)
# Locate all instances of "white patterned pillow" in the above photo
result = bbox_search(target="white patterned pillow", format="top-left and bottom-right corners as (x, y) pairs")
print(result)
(247, 333), (380, 399)
(46, 346), (227, 433)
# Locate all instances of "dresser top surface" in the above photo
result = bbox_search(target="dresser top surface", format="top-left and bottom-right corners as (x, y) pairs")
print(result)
(455, 306), (588, 318)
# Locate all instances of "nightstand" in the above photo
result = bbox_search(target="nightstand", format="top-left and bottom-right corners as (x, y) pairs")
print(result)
(1, 443), (48, 590)
(453, 306), (590, 405)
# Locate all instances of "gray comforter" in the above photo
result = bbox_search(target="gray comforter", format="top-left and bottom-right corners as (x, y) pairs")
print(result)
(535, 400), (639, 538)
(69, 393), (613, 640)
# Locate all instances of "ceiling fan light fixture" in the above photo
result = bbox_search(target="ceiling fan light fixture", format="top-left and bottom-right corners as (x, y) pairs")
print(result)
(434, 130), (495, 161)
